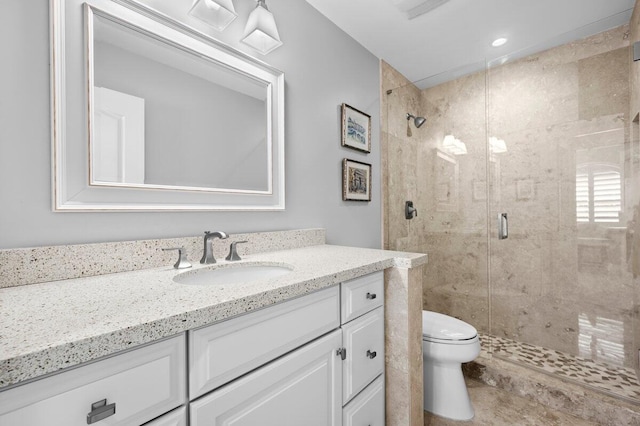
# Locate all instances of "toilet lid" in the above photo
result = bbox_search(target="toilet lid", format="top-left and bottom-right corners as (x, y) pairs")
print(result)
(422, 311), (478, 341)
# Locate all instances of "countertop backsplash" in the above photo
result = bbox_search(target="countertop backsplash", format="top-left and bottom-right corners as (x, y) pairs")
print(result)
(0, 229), (326, 289)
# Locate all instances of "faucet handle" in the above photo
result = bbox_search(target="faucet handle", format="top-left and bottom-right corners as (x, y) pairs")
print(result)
(226, 241), (249, 261)
(162, 247), (192, 269)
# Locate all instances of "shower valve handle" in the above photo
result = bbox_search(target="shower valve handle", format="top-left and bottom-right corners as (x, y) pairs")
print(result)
(405, 201), (418, 219)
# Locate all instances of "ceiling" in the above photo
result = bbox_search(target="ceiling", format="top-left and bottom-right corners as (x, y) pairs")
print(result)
(304, 0), (635, 88)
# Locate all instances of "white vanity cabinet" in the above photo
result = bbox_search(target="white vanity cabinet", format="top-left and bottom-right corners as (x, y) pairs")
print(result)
(189, 271), (385, 426)
(0, 271), (386, 426)
(0, 335), (186, 426)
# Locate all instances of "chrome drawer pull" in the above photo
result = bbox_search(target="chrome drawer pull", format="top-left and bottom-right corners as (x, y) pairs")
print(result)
(366, 350), (377, 359)
(87, 399), (116, 424)
(366, 292), (377, 300)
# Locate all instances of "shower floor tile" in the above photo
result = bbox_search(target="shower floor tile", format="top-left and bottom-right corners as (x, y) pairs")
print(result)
(481, 333), (640, 403)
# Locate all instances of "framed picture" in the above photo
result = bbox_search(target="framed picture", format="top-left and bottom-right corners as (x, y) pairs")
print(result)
(341, 103), (371, 153)
(343, 159), (372, 201)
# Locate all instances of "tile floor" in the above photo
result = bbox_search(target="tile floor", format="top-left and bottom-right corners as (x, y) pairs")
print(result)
(423, 379), (597, 425)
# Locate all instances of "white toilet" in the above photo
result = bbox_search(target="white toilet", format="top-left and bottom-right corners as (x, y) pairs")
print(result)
(422, 310), (480, 421)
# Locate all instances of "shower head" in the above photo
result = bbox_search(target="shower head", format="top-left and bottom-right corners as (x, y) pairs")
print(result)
(407, 113), (426, 128)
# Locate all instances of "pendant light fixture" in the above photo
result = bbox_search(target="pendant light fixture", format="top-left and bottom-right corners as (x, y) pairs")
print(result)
(188, 0), (238, 32)
(241, 0), (283, 55)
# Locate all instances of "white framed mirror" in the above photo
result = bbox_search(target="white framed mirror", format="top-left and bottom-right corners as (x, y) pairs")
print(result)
(51, 0), (285, 211)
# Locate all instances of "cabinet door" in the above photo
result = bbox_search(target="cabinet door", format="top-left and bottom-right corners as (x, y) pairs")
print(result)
(0, 335), (186, 426)
(190, 329), (343, 426)
(342, 307), (384, 404)
(190, 286), (340, 398)
(343, 375), (384, 426)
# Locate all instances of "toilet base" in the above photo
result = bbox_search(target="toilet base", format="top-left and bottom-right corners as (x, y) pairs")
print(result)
(423, 361), (474, 421)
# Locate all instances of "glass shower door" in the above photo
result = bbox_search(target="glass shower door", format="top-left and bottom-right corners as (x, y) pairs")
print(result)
(381, 61), (491, 339)
(486, 26), (640, 399)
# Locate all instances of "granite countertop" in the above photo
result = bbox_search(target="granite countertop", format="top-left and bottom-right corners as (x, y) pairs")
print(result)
(0, 244), (426, 389)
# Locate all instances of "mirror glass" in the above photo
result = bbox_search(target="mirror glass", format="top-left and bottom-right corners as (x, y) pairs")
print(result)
(51, 0), (284, 210)
(91, 13), (269, 192)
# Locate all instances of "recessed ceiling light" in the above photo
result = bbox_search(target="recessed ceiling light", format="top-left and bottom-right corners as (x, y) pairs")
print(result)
(492, 37), (508, 47)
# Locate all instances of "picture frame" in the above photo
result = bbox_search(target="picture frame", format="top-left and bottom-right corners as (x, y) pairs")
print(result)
(342, 159), (372, 201)
(341, 103), (371, 153)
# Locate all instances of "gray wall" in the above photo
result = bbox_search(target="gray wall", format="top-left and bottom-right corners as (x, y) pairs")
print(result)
(0, 0), (381, 249)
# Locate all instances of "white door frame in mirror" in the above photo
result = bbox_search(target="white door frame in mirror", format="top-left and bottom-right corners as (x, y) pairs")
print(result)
(50, 0), (285, 211)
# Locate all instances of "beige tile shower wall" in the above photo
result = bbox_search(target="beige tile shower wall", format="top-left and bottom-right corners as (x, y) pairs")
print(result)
(381, 61), (425, 426)
(384, 266), (424, 426)
(381, 61), (423, 253)
(381, 61), (491, 334)
(420, 71), (490, 334)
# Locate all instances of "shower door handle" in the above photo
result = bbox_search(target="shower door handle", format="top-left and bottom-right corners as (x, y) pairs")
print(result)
(498, 213), (508, 240)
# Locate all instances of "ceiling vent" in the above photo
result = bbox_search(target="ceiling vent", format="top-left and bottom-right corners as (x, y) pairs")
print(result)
(388, 0), (450, 19)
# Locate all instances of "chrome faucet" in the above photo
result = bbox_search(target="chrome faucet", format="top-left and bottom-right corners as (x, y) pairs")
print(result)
(200, 231), (229, 264)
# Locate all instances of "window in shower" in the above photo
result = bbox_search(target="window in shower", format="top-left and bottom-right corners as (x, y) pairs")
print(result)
(576, 164), (622, 224)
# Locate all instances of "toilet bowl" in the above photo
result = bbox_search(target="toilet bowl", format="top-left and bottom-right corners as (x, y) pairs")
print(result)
(422, 310), (480, 421)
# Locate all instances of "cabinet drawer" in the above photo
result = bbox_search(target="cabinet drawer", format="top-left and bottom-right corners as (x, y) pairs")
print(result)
(341, 271), (383, 324)
(343, 375), (385, 426)
(189, 286), (340, 398)
(0, 335), (186, 426)
(190, 329), (343, 426)
(143, 406), (187, 426)
(342, 306), (384, 404)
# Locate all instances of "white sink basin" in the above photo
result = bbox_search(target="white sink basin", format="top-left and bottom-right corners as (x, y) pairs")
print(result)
(174, 263), (293, 286)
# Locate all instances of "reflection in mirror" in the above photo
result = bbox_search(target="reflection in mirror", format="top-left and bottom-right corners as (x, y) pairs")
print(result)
(90, 11), (269, 192)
